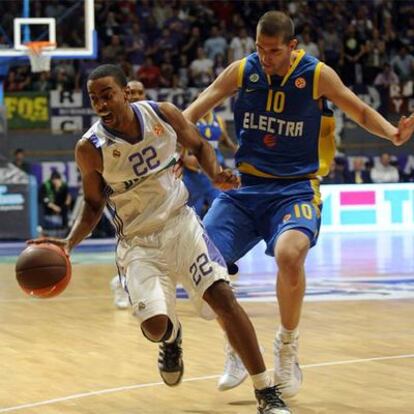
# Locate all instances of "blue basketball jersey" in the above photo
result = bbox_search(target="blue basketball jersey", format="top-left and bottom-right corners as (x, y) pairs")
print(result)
(196, 111), (223, 150)
(234, 50), (335, 179)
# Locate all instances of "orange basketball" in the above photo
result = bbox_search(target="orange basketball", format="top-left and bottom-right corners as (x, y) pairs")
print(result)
(15, 243), (72, 298)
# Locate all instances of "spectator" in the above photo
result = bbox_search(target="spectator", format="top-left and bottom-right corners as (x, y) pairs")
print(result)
(102, 35), (123, 62)
(391, 45), (414, 82)
(176, 54), (190, 87)
(164, 6), (189, 45)
(320, 21), (342, 71)
(340, 24), (366, 85)
(364, 29), (388, 84)
(12, 148), (31, 174)
(370, 153), (400, 183)
(297, 31), (320, 58)
(345, 157), (372, 184)
(374, 63), (400, 88)
(32, 71), (54, 91)
(53, 60), (76, 90)
(4, 67), (32, 92)
(103, 11), (120, 40)
(39, 171), (72, 234)
(181, 26), (202, 62)
(152, 28), (180, 62)
(227, 27), (255, 62)
(152, 0), (172, 29)
(137, 56), (161, 88)
(374, 62), (399, 115)
(213, 53), (226, 78)
(322, 159), (346, 184)
(124, 22), (147, 72)
(204, 25), (228, 61)
(189, 47), (214, 87)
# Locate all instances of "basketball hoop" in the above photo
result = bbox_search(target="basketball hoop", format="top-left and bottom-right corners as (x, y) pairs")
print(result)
(25, 41), (56, 73)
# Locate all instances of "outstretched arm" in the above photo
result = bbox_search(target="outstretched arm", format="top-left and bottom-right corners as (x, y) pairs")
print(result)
(183, 60), (240, 123)
(29, 139), (106, 253)
(160, 102), (239, 190)
(318, 64), (414, 146)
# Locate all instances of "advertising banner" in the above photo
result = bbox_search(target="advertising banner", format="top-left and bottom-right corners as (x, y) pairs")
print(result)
(49, 87), (235, 133)
(321, 183), (414, 232)
(4, 92), (49, 129)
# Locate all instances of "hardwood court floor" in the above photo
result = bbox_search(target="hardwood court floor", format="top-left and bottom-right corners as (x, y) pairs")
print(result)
(1, 259), (413, 414)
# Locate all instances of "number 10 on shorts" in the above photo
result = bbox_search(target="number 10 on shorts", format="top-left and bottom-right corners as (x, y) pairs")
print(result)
(293, 203), (313, 219)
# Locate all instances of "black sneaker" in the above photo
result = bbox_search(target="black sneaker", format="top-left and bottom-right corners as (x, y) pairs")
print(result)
(255, 385), (291, 414)
(158, 325), (184, 386)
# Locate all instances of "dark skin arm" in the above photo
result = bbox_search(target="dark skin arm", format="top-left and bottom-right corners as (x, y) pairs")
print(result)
(28, 139), (106, 254)
(159, 102), (239, 190)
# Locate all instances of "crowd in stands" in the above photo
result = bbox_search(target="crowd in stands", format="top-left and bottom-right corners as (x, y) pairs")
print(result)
(0, 0), (413, 93)
(322, 153), (410, 185)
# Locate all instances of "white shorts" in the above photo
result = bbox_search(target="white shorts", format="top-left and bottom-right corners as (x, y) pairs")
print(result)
(116, 206), (229, 323)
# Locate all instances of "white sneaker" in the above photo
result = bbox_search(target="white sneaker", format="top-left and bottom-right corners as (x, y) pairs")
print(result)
(273, 332), (302, 398)
(110, 275), (129, 309)
(217, 342), (248, 391)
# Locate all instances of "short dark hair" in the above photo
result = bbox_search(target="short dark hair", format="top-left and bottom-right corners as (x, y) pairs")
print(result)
(257, 11), (295, 43)
(51, 170), (61, 180)
(87, 64), (127, 87)
(14, 148), (24, 155)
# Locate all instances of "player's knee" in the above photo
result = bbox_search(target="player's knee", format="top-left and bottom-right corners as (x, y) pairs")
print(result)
(275, 241), (308, 273)
(203, 281), (239, 318)
(141, 315), (170, 342)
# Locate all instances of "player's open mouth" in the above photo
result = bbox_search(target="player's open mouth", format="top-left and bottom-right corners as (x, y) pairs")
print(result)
(101, 113), (113, 124)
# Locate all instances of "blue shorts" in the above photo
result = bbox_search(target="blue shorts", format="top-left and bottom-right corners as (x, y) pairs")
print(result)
(203, 174), (322, 264)
(183, 169), (220, 216)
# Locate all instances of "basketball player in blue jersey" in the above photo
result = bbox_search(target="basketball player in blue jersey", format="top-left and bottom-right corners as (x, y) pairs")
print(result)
(30, 64), (291, 414)
(184, 11), (414, 397)
(183, 110), (237, 216)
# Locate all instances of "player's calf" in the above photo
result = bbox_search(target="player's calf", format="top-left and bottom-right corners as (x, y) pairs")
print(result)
(141, 316), (184, 387)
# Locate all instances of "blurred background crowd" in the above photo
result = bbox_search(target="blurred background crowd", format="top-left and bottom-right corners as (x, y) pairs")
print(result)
(1, 0), (413, 92)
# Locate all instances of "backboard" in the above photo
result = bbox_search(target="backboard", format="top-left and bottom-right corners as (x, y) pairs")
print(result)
(0, 0), (96, 60)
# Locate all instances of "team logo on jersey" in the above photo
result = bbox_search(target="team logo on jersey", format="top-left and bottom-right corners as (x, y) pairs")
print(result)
(153, 123), (164, 136)
(112, 149), (121, 158)
(263, 134), (277, 148)
(249, 73), (259, 82)
(138, 301), (146, 311)
(283, 214), (292, 222)
(295, 77), (306, 88)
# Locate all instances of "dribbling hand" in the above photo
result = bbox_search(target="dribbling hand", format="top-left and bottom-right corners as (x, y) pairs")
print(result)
(213, 169), (240, 190)
(27, 237), (71, 256)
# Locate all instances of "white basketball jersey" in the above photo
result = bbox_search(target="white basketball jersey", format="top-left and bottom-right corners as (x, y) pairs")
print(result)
(82, 101), (188, 238)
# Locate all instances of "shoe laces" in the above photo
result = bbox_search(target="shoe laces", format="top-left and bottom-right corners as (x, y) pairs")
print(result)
(224, 345), (245, 376)
(160, 333), (182, 370)
(276, 338), (298, 378)
(256, 385), (286, 409)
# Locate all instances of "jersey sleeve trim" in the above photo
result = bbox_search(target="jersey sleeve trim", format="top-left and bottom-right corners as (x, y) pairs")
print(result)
(313, 62), (324, 100)
(237, 57), (247, 88)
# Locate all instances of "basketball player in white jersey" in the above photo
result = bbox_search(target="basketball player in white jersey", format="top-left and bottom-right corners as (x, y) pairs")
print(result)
(29, 64), (290, 414)
(110, 79), (147, 309)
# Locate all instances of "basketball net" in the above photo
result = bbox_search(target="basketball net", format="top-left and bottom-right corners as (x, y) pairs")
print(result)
(25, 41), (56, 73)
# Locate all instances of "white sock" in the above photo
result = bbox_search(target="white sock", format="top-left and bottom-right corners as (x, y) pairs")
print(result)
(278, 326), (299, 342)
(251, 371), (273, 390)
